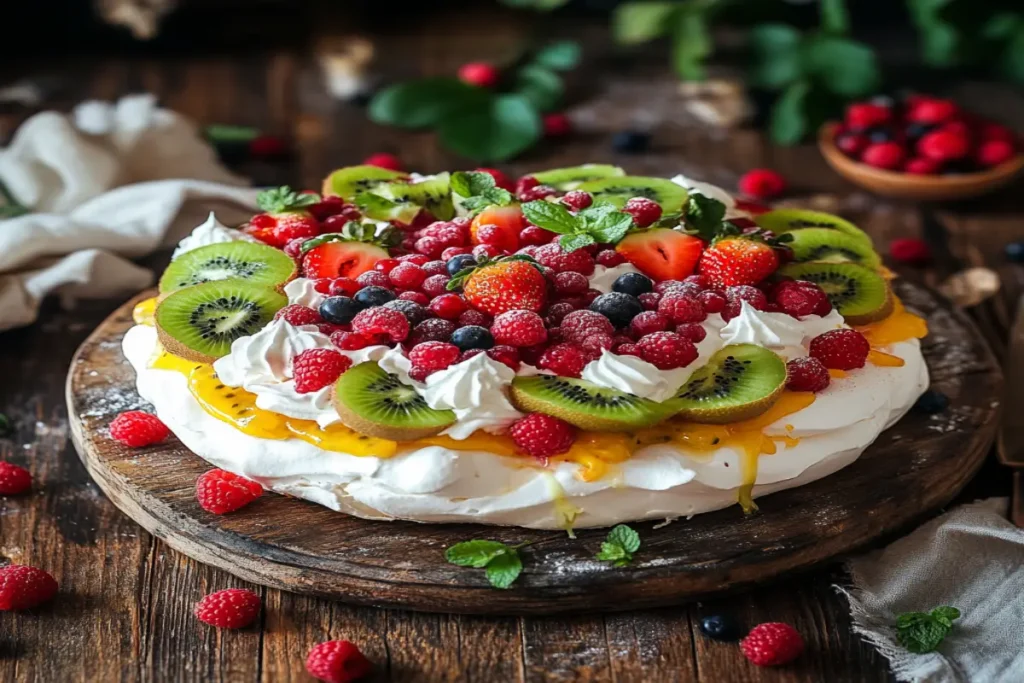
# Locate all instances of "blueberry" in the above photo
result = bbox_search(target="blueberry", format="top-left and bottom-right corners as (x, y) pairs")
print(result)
(914, 389), (949, 415)
(447, 254), (478, 277)
(589, 292), (643, 328)
(354, 286), (396, 308)
(866, 126), (894, 144)
(611, 130), (651, 154)
(451, 325), (494, 352)
(699, 615), (741, 642)
(319, 296), (362, 325)
(383, 299), (431, 326)
(612, 272), (654, 297)
(1006, 241), (1024, 263)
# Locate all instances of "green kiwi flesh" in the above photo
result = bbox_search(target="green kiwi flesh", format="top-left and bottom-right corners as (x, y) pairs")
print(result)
(754, 209), (873, 247)
(531, 164), (625, 190)
(779, 261), (893, 324)
(667, 344), (787, 424)
(159, 242), (296, 295)
(509, 375), (679, 431)
(155, 281), (287, 363)
(369, 172), (455, 222)
(322, 165), (409, 200)
(331, 362), (456, 440)
(784, 228), (881, 269)
(575, 176), (689, 214)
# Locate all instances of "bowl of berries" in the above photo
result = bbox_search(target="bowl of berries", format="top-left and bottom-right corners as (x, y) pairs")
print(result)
(818, 95), (1024, 201)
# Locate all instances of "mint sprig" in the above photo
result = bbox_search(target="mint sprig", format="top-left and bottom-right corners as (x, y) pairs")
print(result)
(682, 193), (727, 240)
(445, 540), (523, 589)
(450, 171), (514, 214)
(256, 186), (319, 214)
(522, 200), (633, 252)
(595, 524), (641, 567)
(895, 606), (961, 654)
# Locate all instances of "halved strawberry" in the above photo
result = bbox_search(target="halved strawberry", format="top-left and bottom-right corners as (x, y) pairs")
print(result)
(615, 229), (703, 281)
(300, 223), (397, 279)
(471, 205), (525, 253)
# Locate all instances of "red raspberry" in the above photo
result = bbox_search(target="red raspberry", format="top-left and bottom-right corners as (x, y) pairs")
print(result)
(741, 622), (805, 667)
(581, 333), (614, 355)
(306, 640), (373, 683)
(653, 280), (685, 295)
(441, 247), (470, 261)
(516, 175), (539, 195)
(398, 291), (430, 306)
(429, 293), (467, 320)
(509, 414), (576, 458)
(329, 278), (361, 297)
(519, 185), (558, 202)
(317, 323), (344, 336)
(583, 288), (602, 305)
(486, 345), (521, 371)
(658, 293), (706, 324)
(284, 237), (308, 259)
(623, 197), (662, 228)
(409, 318), (456, 345)
(398, 253), (431, 265)
(537, 343), (589, 377)
(726, 285), (767, 311)
(628, 311), (670, 338)
(596, 249), (626, 267)
(976, 139), (1017, 167)
(917, 130), (969, 161)
(274, 304), (323, 327)
(908, 98), (958, 125)
(562, 191), (593, 210)
(544, 301), (576, 327)
(861, 142), (905, 169)
(458, 61), (500, 88)
(388, 263), (426, 291)
(675, 322), (707, 343)
(904, 157), (941, 175)
(313, 278), (334, 294)
(519, 226), (556, 246)
(195, 469), (263, 515)
(560, 310), (615, 344)
(475, 167), (514, 192)
(355, 270), (390, 288)
(351, 307), (409, 342)
(363, 152), (403, 171)
(534, 243), (596, 276)
(836, 132), (869, 157)
(309, 195), (347, 221)
(472, 243), (503, 259)
(293, 348), (351, 393)
(786, 357), (831, 393)
(845, 102), (891, 129)
(638, 292), (661, 311)
(422, 260), (448, 277)
(0, 565), (58, 610)
(543, 112), (572, 137)
(775, 285), (830, 318)
(553, 271), (589, 296)
(459, 349), (484, 363)
(0, 461), (31, 495)
(809, 328), (871, 370)
(409, 342), (461, 373)
(616, 343), (643, 358)
(421, 274), (451, 298)
(374, 258), (400, 275)
(414, 236), (444, 258)
(331, 331), (373, 351)
(491, 310), (547, 347)
(458, 309), (492, 327)
(109, 411), (169, 448)
(697, 290), (726, 313)
(194, 588), (261, 629)
(637, 332), (698, 370)
(889, 237), (932, 266)
(738, 169), (786, 199)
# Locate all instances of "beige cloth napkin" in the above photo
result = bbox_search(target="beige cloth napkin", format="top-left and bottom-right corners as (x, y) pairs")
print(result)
(840, 498), (1024, 683)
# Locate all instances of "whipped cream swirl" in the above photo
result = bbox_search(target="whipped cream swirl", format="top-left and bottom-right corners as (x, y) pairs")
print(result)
(719, 301), (845, 358)
(285, 277), (327, 310)
(421, 353), (524, 438)
(172, 212), (256, 259)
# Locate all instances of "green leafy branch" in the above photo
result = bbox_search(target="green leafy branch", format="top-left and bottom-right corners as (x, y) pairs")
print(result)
(613, 0), (720, 81)
(895, 606), (961, 654)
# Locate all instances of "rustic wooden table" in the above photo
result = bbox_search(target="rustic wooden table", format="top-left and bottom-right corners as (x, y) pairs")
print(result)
(0, 7), (1020, 682)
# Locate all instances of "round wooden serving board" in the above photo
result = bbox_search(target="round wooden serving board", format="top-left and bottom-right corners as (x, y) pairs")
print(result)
(67, 282), (1001, 615)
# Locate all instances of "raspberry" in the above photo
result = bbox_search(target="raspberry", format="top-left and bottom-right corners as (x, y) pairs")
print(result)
(637, 332), (698, 370)
(658, 293), (706, 324)
(583, 288), (602, 305)
(615, 343), (643, 358)
(398, 291), (430, 306)
(908, 98), (958, 125)
(836, 132), (869, 157)
(543, 301), (576, 327)
(786, 357), (831, 393)
(738, 169), (786, 199)
(809, 328), (870, 370)
(861, 142), (905, 169)
(355, 270), (390, 288)
(623, 197), (662, 228)
(917, 129), (969, 162)
(509, 413), (576, 458)
(725, 285), (767, 312)
(351, 307), (409, 342)
(0, 461), (31, 495)
(274, 304), (323, 327)
(414, 236), (444, 258)
(459, 349), (484, 362)
(534, 243), (596, 276)
(0, 565), (58, 610)
(904, 157), (941, 174)
(475, 167), (514, 191)
(772, 280), (831, 316)
(194, 588), (261, 629)
(675, 322), (707, 343)
(628, 311), (670, 338)
(195, 469), (263, 514)
(423, 260), (448, 277)
(596, 249), (626, 267)
(458, 309), (492, 327)
(775, 284), (830, 318)
(537, 343), (589, 377)
(398, 253), (431, 265)
(406, 365), (432, 382)
(421, 274), (451, 298)
(374, 258), (400, 275)
(654, 280), (686, 295)
(519, 185), (558, 202)
(976, 139), (1016, 167)
(409, 318), (456, 345)
(284, 237), (308, 259)
(515, 175), (539, 195)
(638, 292), (661, 311)
(519, 226), (556, 246)
(553, 271), (588, 296)
(543, 112), (572, 137)
(458, 61), (500, 88)
(331, 331), (373, 351)
(491, 310), (547, 347)
(741, 622), (804, 667)
(562, 191), (593, 210)
(309, 196), (347, 221)
(387, 263), (426, 291)
(697, 290), (726, 314)
(889, 237), (932, 266)
(293, 348), (351, 393)
(486, 345), (521, 371)
(109, 411), (169, 448)
(429, 293), (467, 320)
(306, 640), (373, 683)
(472, 243), (503, 259)
(441, 247), (470, 261)
(560, 310), (615, 344)
(581, 333), (615, 355)
(409, 342), (461, 373)
(329, 278), (361, 297)
(363, 152), (403, 171)
(845, 102), (891, 129)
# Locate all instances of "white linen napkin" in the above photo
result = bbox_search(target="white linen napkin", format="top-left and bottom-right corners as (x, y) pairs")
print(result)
(839, 498), (1024, 683)
(0, 94), (260, 330)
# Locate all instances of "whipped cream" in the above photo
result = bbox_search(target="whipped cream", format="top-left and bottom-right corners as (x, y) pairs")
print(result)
(421, 353), (524, 438)
(589, 263), (642, 293)
(172, 212), (256, 259)
(720, 302), (845, 359)
(284, 278), (327, 310)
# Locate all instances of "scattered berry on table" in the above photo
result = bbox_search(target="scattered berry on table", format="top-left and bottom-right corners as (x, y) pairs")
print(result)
(861, 142), (905, 170)
(562, 190), (593, 210)
(195, 469), (263, 515)
(109, 411), (169, 448)
(306, 640), (373, 683)
(611, 130), (650, 154)
(491, 310), (548, 347)
(249, 134), (289, 159)
(457, 61), (500, 88)
(409, 342), (461, 373)
(738, 169), (786, 200)
(450, 326), (495, 352)
(0, 565), (58, 611)
(786, 357), (831, 393)
(510, 413), (577, 458)
(319, 297), (363, 326)
(543, 112), (572, 137)
(590, 292), (643, 328)
(913, 388), (950, 414)
(194, 588), (261, 629)
(275, 304), (323, 327)
(740, 622), (805, 667)
(353, 286), (396, 309)
(698, 614), (742, 642)
(363, 153), (403, 171)
(638, 332), (698, 370)
(623, 197), (662, 228)
(809, 329), (871, 370)
(293, 349), (351, 393)
(351, 307), (410, 342)
(537, 343), (589, 377)
(889, 238), (932, 266)
(0, 461), (31, 495)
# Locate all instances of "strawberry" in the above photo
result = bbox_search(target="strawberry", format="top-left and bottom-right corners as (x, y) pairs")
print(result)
(244, 186), (321, 248)
(458, 257), (547, 316)
(470, 205), (524, 254)
(615, 228), (703, 282)
(698, 235), (780, 288)
(301, 221), (398, 280)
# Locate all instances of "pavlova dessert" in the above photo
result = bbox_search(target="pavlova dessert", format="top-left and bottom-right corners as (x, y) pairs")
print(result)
(123, 164), (928, 529)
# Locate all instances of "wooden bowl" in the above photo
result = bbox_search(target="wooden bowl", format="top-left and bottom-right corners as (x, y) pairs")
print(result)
(818, 122), (1024, 201)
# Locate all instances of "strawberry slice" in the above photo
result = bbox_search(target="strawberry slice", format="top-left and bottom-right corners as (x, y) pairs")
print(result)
(471, 205), (525, 253)
(300, 222), (397, 279)
(615, 229), (704, 281)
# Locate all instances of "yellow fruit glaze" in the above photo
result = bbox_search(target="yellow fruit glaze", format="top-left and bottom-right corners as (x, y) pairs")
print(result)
(133, 297), (157, 326)
(855, 298), (928, 347)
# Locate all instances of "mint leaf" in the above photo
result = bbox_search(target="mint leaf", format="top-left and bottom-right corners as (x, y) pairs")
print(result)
(484, 551), (523, 589)
(515, 65), (564, 113)
(204, 124), (258, 143)
(595, 542), (628, 564)
(584, 209), (633, 245)
(445, 540), (512, 568)
(532, 41), (581, 71)
(770, 80), (810, 145)
(483, 187), (514, 205)
(820, 0), (850, 35)
(930, 606), (961, 627)
(803, 36), (880, 97)
(907, 0), (959, 67)
(748, 24), (803, 89)
(606, 524), (641, 554)
(895, 606), (961, 654)
(437, 94), (542, 162)
(257, 186), (318, 213)
(672, 7), (711, 81)
(684, 193), (727, 238)
(523, 201), (579, 234)
(369, 78), (487, 129)
(1003, 27), (1024, 85)
(560, 233), (596, 252)
(451, 170), (496, 197)
(613, 2), (677, 45)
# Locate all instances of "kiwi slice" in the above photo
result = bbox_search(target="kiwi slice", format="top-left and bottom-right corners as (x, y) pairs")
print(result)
(755, 209), (873, 248)
(331, 362), (456, 440)
(531, 164), (625, 190)
(322, 165), (409, 200)
(159, 242), (296, 295)
(576, 176), (689, 214)
(155, 281), (287, 363)
(509, 375), (678, 431)
(779, 261), (893, 324)
(369, 172), (455, 222)
(785, 228), (881, 269)
(668, 345), (787, 424)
